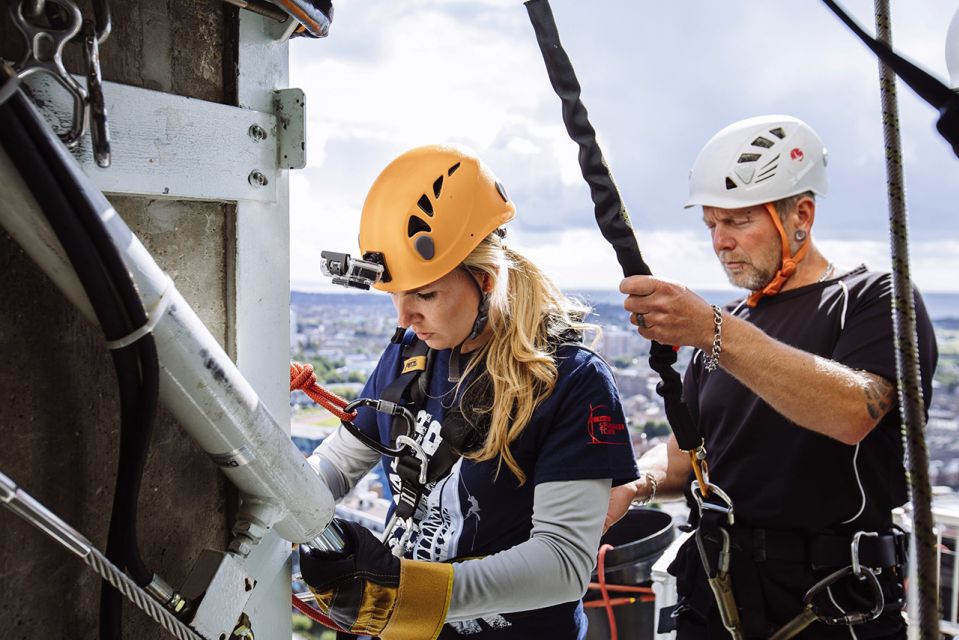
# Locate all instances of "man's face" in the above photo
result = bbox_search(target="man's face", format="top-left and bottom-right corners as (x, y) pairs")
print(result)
(702, 205), (781, 291)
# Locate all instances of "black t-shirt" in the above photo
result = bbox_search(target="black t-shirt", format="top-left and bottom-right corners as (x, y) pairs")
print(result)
(683, 267), (938, 533)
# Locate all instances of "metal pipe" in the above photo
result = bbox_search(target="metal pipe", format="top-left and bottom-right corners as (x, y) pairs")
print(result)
(0, 142), (341, 548)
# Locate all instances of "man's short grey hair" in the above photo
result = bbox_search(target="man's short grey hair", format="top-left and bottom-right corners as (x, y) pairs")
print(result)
(771, 190), (816, 221)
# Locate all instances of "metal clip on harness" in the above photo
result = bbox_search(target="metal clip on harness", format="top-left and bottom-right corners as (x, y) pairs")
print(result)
(691, 480), (744, 640)
(770, 534), (885, 640)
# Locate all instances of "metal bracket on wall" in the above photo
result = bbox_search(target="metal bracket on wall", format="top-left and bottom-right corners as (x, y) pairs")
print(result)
(273, 88), (306, 170)
(18, 76), (307, 202)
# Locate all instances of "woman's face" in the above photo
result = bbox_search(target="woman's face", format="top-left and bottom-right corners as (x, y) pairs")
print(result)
(390, 268), (484, 351)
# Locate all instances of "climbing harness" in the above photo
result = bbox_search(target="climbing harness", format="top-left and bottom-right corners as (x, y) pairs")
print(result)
(4, 0), (113, 164)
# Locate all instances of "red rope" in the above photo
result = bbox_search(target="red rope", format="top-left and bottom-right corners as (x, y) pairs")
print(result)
(584, 544), (657, 637)
(291, 594), (346, 633)
(597, 543), (618, 640)
(290, 361), (357, 422)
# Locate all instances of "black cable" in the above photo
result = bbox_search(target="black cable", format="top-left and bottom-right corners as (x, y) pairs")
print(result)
(1, 74), (160, 638)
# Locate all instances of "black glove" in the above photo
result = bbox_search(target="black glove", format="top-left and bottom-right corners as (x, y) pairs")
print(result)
(299, 519), (453, 639)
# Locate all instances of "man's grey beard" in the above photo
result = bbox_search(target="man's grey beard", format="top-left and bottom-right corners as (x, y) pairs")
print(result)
(725, 264), (776, 292)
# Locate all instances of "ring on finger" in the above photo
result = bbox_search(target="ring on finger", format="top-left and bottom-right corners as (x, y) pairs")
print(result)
(634, 312), (647, 329)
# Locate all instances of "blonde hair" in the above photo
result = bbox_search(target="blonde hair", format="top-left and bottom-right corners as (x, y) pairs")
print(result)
(457, 233), (599, 484)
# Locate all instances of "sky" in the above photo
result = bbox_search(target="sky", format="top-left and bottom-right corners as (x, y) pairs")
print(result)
(289, 1), (959, 295)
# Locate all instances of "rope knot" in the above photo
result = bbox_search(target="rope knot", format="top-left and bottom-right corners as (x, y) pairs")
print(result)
(290, 361), (317, 391)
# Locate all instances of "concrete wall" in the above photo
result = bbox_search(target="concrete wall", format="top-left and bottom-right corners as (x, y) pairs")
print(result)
(0, 2), (244, 638)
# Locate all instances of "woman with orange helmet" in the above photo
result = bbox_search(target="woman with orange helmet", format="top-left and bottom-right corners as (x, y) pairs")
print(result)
(299, 145), (638, 640)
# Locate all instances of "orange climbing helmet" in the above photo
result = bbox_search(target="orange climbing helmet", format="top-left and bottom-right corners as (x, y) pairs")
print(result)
(358, 145), (516, 292)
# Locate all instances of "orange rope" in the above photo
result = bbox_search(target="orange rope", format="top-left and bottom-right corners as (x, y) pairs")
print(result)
(290, 361), (357, 422)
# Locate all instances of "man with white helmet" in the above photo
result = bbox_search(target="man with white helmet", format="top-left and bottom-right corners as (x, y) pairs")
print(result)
(609, 115), (938, 638)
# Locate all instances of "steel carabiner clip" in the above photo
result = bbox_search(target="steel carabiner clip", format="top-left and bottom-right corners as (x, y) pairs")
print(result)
(805, 564), (885, 626)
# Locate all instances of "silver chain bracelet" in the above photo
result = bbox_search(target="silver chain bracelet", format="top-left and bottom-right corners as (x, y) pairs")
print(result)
(631, 471), (658, 507)
(703, 305), (723, 372)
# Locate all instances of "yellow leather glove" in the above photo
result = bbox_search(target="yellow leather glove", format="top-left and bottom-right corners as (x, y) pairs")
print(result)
(299, 519), (453, 640)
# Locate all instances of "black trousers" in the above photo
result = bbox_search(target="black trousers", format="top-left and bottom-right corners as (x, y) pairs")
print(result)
(666, 535), (907, 639)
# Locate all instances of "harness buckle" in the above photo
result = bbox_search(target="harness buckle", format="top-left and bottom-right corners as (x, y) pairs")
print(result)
(394, 435), (428, 486)
(851, 531), (880, 578)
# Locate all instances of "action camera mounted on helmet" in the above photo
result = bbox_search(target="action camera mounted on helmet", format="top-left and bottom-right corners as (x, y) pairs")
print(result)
(320, 250), (389, 290)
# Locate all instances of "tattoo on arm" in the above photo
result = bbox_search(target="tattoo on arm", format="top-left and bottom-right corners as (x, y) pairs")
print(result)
(863, 373), (896, 421)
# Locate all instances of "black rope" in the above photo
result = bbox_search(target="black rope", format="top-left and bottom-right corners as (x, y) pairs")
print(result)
(523, 0), (702, 453)
(872, 3), (939, 635)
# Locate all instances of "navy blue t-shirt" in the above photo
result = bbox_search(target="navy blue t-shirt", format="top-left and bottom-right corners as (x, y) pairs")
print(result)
(352, 334), (638, 638)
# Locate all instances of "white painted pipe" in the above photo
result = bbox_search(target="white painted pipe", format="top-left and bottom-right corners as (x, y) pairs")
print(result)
(0, 144), (336, 544)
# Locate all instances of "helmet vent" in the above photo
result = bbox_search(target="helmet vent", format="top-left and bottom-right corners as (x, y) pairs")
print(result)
(738, 153), (761, 163)
(769, 127), (786, 139)
(408, 215), (432, 237)
(756, 155), (779, 181)
(725, 177), (738, 190)
(751, 136), (774, 148)
(417, 195), (434, 216)
(433, 176), (444, 198)
(447, 162), (461, 176)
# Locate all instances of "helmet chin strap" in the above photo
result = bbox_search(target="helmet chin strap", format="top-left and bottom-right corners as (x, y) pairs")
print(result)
(449, 269), (490, 382)
(746, 203), (810, 307)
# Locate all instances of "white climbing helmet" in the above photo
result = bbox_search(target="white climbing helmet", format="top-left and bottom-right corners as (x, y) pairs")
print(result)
(947, 6), (959, 88)
(685, 115), (829, 210)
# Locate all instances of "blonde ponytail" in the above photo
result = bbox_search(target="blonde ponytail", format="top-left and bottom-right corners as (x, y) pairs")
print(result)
(458, 235), (598, 484)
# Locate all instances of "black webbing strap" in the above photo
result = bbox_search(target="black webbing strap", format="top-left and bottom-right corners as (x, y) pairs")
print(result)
(380, 338), (486, 520)
(819, 0), (959, 157)
(524, 0), (702, 453)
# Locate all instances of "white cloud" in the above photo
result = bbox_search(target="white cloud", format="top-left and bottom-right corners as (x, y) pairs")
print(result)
(290, 0), (959, 292)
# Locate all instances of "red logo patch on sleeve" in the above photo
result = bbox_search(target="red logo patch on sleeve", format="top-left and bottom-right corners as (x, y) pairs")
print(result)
(587, 404), (628, 445)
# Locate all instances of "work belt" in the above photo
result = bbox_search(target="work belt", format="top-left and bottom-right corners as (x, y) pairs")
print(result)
(726, 527), (906, 571)
(663, 525), (907, 638)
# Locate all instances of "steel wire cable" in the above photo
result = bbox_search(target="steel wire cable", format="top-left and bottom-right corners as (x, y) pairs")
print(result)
(873, 1), (939, 636)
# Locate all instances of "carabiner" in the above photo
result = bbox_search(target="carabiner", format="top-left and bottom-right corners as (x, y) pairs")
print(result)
(805, 565), (885, 626)
(82, 18), (110, 167)
(339, 397), (419, 457)
(382, 513), (416, 558)
(691, 479), (735, 527)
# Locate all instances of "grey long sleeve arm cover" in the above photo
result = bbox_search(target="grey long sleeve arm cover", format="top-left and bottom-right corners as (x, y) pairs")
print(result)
(310, 432), (612, 620)
(307, 425), (381, 500)
(446, 478), (611, 622)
